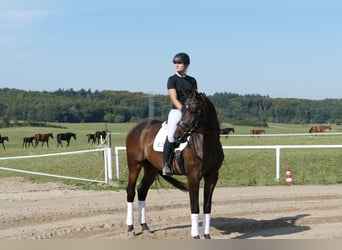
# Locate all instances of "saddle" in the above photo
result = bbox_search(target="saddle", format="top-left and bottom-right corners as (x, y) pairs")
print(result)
(153, 122), (188, 174)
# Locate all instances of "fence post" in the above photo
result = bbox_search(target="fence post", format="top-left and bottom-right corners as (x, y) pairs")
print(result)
(115, 147), (120, 181)
(106, 147), (112, 181)
(104, 149), (108, 183)
(276, 147), (280, 181)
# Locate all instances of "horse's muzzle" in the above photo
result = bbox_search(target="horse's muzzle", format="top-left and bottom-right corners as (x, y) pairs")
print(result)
(174, 131), (186, 144)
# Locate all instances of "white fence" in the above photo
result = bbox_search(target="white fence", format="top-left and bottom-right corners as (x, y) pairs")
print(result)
(0, 148), (113, 183)
(114, 144), (342, 181)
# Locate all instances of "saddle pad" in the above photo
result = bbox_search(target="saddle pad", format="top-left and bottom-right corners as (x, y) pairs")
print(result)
(153, 122), (188, 152)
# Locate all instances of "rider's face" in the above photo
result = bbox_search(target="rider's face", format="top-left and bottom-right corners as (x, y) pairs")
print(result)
(173, 62), (188, 74)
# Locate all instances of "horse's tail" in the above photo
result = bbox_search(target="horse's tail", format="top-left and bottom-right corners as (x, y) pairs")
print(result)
(309, 127), (313, 133)
(159, 174), (189, 192)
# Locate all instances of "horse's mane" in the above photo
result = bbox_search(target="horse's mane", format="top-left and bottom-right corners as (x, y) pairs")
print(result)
(197, 92), (221, 135)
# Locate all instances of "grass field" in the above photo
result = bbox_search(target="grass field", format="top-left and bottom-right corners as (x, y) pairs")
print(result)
(0, 122), (341, 189)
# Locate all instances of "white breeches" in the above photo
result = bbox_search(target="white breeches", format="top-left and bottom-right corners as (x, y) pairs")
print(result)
(167, 109), (182, 143)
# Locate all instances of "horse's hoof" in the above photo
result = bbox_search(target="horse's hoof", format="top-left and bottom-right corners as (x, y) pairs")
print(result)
(127, 225), (135, 237)
(204, 234), (211, 239)
(193, 235), (200, 239)
(141, 223), (152, 234)
(142, 229), (152, 234)
(127, 230), (135, 237)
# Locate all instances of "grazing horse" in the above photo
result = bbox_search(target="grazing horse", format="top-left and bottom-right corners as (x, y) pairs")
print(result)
(125, 89), (224, 239)
(57, 132), (76, 147)
(34, 133), (54, 148)
(0, 135), (9, 150)
(86, 133), (96, 145)
(23, 136), (35, 148)
(309, 125), (332, 133)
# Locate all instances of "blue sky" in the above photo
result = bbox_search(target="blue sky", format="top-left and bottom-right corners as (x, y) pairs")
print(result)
(1, 0), (341, 100)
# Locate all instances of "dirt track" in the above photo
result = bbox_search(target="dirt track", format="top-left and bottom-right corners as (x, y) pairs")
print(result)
(0, 177), (341, 239)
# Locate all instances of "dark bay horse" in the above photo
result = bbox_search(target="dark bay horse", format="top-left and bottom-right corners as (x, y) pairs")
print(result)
(309, 125), (332, 133)
(34, 133), (54, 148)
(125, 90), (224, 239)
(57, 132), (76, 147)
(23, 136), (35, 148)
(95, 130), (107, 144)
(86, 133), (96, 145)
(219, 127), (235, 137)
(0, 135), (9, 150)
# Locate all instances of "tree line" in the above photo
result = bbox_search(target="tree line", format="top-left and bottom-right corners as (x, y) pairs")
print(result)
(1, 88), (342, 127)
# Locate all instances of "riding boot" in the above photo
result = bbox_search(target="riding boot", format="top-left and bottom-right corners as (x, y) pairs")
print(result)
(162, 138), (175, 176)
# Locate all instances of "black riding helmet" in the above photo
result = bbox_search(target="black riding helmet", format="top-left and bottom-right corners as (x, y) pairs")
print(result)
(172, 52), (190, 65)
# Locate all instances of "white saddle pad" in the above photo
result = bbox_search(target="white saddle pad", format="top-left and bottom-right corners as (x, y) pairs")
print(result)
(153, 122), (188, 152)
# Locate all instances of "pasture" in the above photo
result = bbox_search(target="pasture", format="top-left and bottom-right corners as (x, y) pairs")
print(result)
(0, 122), (341, 188)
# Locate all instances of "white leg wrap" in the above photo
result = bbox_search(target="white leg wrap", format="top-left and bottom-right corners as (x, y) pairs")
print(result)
(202, 213), (211, 235)
(191, 214), (199, 237)
(138, 200), (146, 224)
(126, 202), (134, 225)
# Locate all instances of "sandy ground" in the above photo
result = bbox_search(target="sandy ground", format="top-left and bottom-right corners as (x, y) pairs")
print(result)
(0, 177), (341, 239)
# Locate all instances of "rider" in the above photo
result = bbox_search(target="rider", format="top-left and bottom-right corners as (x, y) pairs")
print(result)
(162, 52), (198, 176)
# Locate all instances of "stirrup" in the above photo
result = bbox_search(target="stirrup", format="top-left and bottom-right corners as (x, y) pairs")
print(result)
(162, 164), (173, 176)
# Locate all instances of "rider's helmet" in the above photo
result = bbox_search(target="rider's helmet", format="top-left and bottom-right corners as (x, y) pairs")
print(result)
(172, 53), (190, 65)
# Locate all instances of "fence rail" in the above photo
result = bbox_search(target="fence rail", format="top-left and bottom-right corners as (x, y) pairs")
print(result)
(0, 148), (113, 183)
(114, 144), (342, 181)
(221, 132), (342, 137)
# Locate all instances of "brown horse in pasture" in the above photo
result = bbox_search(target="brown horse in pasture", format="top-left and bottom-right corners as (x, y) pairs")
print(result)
(309, 125), (332, 133)
(23, 136), (35, 148)
(125, 89), (224, 239)
(250, 129), (266, 134)
(0, 135), (9, 150)
(34, 133), (54, 148)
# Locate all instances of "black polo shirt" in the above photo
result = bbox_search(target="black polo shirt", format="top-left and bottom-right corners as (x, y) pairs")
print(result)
(167, 74), (198, 109)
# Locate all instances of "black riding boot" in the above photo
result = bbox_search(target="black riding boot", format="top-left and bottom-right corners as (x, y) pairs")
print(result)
(162, 138), (175, 176)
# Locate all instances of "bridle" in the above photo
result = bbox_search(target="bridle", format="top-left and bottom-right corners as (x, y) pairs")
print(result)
(176, 99), (202, 143)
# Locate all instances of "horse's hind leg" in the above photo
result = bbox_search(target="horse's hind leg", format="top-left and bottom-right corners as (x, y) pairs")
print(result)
(137, 162), (158, 234)
(126, 157), (143, 236)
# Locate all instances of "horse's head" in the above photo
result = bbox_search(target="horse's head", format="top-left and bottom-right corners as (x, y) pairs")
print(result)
(174, 89), (203, 144)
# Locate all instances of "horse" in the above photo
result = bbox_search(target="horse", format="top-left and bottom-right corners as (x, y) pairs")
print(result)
(57, 132), (76, 147)
(34, 133), (54, 148)
(250, 129), (265, 134)
(0, 135), (9, 150)
(219, 127), (235, 136)
(309, 125), (331, 133)
(22, 136), (35, 148)
(125, 89), (224, 239)
(86, 133), (96, 145)
(95, 130), (107, 144)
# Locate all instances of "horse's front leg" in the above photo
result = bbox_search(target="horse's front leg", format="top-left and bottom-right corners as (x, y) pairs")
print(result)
(188, 176), (201, 239)
(202, 171), (219, 239)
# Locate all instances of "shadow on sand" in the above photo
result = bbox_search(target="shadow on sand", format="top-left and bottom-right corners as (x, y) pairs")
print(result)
(152, 214), (311, 239)
(211, 214), (311, 239)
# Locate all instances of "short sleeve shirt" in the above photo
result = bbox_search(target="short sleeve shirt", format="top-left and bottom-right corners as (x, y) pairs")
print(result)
(167, 74), (198, 109)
